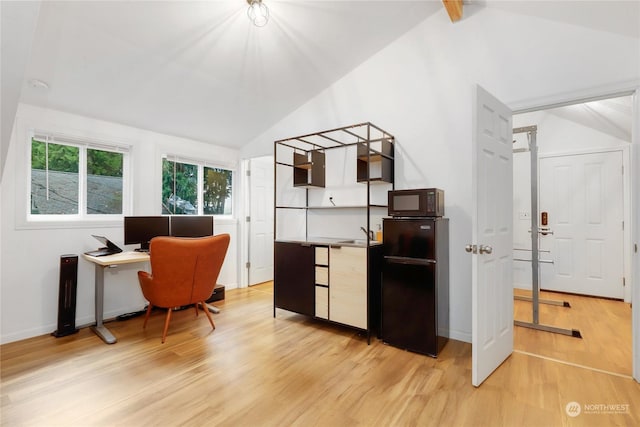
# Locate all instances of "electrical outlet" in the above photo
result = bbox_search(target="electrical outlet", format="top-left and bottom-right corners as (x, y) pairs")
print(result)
(519, 212), (531, 220)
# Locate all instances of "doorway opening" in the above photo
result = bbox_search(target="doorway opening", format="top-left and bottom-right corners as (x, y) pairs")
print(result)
(512, 94), (633, 376)
(245, 155), (275, 287)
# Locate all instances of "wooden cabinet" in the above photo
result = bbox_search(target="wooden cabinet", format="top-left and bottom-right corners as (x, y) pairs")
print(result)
(274, 241), (382, 339)
(356, 138), (393, 184)
(329, 246), (367, 329)
(315, 287), (329, 319)
(274, 242), (314, 316)
(293, 150), (325, 188)
(314, 246), (329, 319)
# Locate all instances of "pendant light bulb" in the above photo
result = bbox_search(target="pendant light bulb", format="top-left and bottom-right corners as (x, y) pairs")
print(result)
(247, 0), (269, 27)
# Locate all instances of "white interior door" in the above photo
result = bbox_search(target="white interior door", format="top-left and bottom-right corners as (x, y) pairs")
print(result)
(471, 85), (513, 387)
(248, 156), (274, 285)
(539, 151), (624, 299)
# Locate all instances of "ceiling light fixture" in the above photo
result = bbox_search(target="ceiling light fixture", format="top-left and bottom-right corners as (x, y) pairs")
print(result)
(247, 0), (269, 27)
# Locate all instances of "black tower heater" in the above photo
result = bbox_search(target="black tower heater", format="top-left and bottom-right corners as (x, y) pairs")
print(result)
(52, 254), (80, 337)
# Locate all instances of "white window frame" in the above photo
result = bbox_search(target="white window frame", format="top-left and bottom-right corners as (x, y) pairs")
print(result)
(25, 129), (131, 226)
(162, 154), (235, 218)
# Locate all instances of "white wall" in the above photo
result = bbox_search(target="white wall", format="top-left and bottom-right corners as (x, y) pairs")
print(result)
(0, 1), (41, 178)
(242, 6), (640, 342)
(1, 104), (241, 344)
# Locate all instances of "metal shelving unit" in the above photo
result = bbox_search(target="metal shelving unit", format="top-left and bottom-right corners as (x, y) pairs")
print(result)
(274, 122), (395, 242)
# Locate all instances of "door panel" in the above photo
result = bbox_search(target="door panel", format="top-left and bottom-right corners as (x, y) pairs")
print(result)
(472, 85), (513, 387)
(539, 151), (623, 298)
(249, 156), (274, 285)
(274, 242), (314, 316)
(330, 247), (367, 329)
(381, 261), (437, 356)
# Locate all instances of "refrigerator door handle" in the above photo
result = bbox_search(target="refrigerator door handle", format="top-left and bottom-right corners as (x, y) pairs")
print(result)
(384, 256), (436, 266)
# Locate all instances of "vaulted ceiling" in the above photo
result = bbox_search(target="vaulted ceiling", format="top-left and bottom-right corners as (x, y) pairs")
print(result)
(3, 1), (639, 152)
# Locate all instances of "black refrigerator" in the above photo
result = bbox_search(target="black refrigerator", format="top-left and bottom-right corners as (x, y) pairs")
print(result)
(381, 217), (449, 357)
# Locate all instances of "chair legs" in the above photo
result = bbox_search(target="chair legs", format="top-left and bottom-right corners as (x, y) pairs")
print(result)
(145, 303), (215, 343)
(161, 308), (173, 344)
(143, 304), (153, 329)
(199, 301), (216, 330)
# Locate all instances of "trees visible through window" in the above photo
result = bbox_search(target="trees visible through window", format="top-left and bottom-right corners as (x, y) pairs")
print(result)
(204, 167), (232, 215)
(31, 140), (79, 214)
(87, 148), (123, 214)
(162, 157), (233, 216)
(162, 158), (198, 214)
(30, 136), (126, 217)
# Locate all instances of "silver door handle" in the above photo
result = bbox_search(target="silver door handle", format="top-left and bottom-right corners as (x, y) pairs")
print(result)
(527, 228), (554, 235)
(479, 245), (493, 254)
(465, 244), (477, 254)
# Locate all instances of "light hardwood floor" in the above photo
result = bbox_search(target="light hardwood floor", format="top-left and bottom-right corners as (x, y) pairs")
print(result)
(2, 282), (638, 426)
(514, 288), (633, 376)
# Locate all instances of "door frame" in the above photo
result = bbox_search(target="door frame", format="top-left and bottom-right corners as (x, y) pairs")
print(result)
(538, 146), (631, 302)
(240, 158), (251, 288)
(511, 85), (639, 382)
(240, 155), (275, 287)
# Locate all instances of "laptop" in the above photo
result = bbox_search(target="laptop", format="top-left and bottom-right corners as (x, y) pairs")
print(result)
(85, 235), (124, 257)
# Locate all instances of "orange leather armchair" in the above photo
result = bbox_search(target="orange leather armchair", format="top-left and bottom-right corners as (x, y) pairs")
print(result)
(137, 234), (230, 343)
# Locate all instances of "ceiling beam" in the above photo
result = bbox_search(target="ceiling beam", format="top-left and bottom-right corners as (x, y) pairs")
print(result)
(442, 0), (463, 22)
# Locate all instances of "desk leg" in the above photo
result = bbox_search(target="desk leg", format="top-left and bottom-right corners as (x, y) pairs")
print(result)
(90, 264), (117, 344)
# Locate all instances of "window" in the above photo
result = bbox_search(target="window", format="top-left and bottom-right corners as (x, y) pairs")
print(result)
(29, 133), (128, 219)
(162, 156), (233, 216)
(86, 148), (124, 214)
(203, 166), (233, 215)
(31, 139), (79, 215)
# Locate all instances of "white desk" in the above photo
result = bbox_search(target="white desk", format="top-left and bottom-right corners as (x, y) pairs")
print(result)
(82, 251), (150, 344)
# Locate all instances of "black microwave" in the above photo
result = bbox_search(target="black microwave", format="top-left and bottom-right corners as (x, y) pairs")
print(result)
(388, 188), (444, 217)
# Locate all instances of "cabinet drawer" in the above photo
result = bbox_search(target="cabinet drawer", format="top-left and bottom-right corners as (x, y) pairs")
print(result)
(315, 286), (328, 319)
(315, 246), (329, 265)
(315, 266), (328, 285)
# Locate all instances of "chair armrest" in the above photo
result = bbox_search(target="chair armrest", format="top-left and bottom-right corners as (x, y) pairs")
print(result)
(137, 271), (154, 300)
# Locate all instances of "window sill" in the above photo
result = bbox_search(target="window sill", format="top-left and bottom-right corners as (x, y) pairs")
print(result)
(214, 217), (238, 226)
(16, 217), (124, 231)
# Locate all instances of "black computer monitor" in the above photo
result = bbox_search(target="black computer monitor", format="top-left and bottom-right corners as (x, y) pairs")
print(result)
(124, 216), (170, 251)
(170, 215), (214, 237)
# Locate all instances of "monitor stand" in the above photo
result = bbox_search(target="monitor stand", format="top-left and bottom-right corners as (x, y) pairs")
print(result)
(134, 242), (150, 252)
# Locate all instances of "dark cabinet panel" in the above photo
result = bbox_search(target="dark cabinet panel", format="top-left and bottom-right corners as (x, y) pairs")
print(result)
(293, 150), (325, 188)
(368, 245), (383, 338)
(274, 242), (315, 316)
(356, 138), (393, 184)
(382, 262), (437, 355)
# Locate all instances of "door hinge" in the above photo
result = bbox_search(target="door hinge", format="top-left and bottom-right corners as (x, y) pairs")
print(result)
(623, 277), (626, 287)
(635, 243), (638, 253)
(246, 216), (251, 222)
(622, 221), (624, 230)
(246, 170), (251, 177)
(246, 261), (251, 269)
